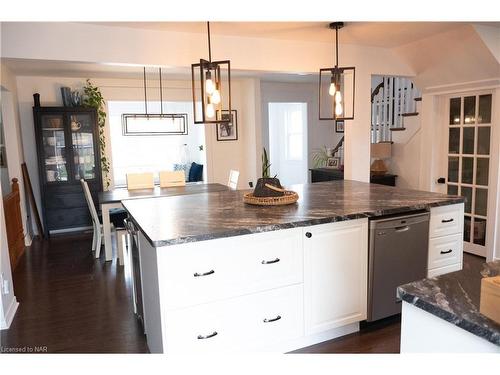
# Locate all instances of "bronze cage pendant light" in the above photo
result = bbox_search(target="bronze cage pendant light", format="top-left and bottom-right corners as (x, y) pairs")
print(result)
(191, 22), (232, 124)
(319, 22), (355, 121)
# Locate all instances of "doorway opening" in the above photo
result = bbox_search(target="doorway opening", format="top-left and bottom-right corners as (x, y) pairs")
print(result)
(268, 102), (308, 187)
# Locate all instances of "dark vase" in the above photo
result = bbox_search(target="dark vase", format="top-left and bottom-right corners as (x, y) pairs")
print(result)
(60, 87), (72, 107)
(253, 177), (284, 197)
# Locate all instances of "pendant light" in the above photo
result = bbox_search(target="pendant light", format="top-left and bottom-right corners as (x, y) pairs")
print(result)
(191, 22), (232, 124)
(122, 67), (188, 136)
(319, 22), (355, 121)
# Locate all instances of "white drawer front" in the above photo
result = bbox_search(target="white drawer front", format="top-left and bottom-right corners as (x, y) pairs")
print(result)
(428, 233), (463, 270)
(429, 204), (463, 238)
(163, 284), (304, 353)
(158, 228), (303, 309)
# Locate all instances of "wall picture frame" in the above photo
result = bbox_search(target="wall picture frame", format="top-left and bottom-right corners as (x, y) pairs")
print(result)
(216, 110), (238, 141)
(335, 120), (344, 133)
(326, 157), (341, 169)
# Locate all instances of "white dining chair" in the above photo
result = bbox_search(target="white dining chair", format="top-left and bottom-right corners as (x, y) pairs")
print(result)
(159, 171), (186, 187)
(126, 172), (155, 190)
(227, 170), (240, 189)
(80, 179), (127, 265)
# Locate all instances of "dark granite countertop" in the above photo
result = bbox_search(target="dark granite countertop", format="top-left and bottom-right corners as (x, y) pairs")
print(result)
(398, 260), (500, 347)
(122, 180), (464, 248)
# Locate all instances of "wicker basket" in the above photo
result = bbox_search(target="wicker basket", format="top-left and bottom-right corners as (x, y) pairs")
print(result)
(243, 190), (299, 206)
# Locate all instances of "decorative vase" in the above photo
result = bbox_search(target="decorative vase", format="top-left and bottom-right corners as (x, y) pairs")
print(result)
(253, 177), (285, 197)
(61, 87), (72, 107)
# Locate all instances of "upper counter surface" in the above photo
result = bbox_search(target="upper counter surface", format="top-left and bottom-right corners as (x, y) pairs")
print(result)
(122, 180), (464, 248)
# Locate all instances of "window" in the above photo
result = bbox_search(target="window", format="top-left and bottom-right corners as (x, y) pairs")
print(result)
(108, 101), (206, 187)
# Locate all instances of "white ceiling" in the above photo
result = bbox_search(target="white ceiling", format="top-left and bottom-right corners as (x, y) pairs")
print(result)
(90, 22), (479, 48)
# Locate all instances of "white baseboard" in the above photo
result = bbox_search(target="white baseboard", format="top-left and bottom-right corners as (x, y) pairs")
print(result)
(0, 297), (19, 330)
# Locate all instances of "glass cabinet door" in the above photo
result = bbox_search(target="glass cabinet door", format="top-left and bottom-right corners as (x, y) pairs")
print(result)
(70, 113), (97, 181)
(41, 114), (69, 183)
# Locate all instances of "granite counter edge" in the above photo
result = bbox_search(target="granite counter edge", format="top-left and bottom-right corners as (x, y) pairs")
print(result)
(124, 198), (464, 249)
(397, 287), (500, 347)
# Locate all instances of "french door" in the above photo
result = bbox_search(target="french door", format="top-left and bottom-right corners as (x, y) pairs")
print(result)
(444, 92), (494, 257)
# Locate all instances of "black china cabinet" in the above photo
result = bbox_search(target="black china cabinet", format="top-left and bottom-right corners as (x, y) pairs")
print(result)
(33, 98), (102, 237)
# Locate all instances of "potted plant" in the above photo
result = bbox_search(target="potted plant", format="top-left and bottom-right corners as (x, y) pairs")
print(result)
(253, 148), (285, 197)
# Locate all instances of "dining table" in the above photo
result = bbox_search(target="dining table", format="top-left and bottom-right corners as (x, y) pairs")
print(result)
(98, 183), (230, 261)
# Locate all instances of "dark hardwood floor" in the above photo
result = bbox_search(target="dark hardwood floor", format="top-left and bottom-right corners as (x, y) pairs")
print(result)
(1, 233), (148, 353)
(1, 235), (482, 354)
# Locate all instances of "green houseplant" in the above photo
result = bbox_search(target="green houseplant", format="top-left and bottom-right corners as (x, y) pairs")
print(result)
(253, 147), (284, 197)
(82, 79), (111, 189)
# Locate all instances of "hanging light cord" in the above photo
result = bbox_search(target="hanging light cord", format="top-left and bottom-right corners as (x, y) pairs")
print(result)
(143, 67), (148, 116)
(335, 24), (339, 68)
(207, 21), (212, 63)
(159, 67), (163, 115)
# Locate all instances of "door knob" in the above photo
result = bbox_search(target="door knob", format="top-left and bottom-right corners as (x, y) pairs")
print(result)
(437, 177), (446, 184)
(305, 232), (312, 238)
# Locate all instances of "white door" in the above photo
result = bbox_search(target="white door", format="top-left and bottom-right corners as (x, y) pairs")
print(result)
(443, 92), (495, 258)
(268, 103), (308, 187)
(303, 219), (368, 335)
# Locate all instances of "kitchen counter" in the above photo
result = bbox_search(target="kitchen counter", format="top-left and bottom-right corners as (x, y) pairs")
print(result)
(122, 180), (464, 248)
(398, 259), (500, 347)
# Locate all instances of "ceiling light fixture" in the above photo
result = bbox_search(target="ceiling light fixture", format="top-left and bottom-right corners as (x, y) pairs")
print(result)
(122, 67), (188, 136)
(319, 22), (355, 122)
(191, 22), (231, 124)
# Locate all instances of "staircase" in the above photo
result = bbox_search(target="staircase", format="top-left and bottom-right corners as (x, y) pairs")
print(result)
(371, 76), (421, 143)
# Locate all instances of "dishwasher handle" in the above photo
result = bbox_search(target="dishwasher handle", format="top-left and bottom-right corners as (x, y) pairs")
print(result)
(395, 225), (410, 232)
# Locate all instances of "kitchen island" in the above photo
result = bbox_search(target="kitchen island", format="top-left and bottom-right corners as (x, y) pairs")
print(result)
(398, 259), (500, 352)
(122, 180), (464, 353)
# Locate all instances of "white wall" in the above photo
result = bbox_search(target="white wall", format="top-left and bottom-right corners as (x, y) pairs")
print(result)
(1, 63), (31, 244)
(0, 174), (19, 330)
(260, 81), (343, 181)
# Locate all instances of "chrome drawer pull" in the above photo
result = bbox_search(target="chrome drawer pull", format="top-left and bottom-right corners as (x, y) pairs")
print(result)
(197, 331), (218, 340)
(441, 218), (454, 223)
(263, 315), (281, 323)
(440, 249), (453, 255)
(193, 270), (215, 277)
(261, 258), (280, 265)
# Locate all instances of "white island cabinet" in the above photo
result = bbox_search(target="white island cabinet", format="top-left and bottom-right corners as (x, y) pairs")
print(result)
(138, 218), (369, 353)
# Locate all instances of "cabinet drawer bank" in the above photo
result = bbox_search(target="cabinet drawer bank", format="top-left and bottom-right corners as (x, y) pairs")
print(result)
(139, 219), (369, 354)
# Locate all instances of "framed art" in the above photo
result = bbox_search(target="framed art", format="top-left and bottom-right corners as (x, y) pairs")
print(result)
(326, 157), (341, 169)
(335, 120), (344, 133)
(216, 110), (238, 141)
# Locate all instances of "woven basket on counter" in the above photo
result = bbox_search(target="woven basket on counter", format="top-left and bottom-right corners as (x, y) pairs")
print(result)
(243, 190), (299, 206)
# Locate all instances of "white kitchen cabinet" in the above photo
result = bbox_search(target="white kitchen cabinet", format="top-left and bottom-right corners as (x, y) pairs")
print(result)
(428, 203), (464, 277)
(303, 219), (368, 335)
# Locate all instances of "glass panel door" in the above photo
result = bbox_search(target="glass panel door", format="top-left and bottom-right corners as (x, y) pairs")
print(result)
(446, 93), (492, 257)
(41, 114), (69, 183)
(70, 113), (97, 180)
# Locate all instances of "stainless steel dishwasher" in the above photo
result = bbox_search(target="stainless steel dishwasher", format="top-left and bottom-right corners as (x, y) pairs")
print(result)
(367, 211), (430, 321)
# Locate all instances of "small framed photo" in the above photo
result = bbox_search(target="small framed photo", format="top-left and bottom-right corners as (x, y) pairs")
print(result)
(216, 110), (238, 141)
(326, 157), (341, 169)
(335, 120), (344, 133)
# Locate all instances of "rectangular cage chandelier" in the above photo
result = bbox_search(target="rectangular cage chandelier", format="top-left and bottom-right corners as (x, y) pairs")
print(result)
(319, 22), (355, 121)
(122, 67), (188, 136)
(191, 22), (232, 124)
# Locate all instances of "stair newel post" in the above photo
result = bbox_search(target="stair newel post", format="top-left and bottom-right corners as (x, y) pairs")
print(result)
(394, 77), (400, 128)
(388, 77), (393, 141)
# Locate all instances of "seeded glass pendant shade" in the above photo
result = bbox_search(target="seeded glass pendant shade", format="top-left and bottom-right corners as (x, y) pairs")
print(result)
(319, 22), (355, 121)
(191, 22), (232, 124)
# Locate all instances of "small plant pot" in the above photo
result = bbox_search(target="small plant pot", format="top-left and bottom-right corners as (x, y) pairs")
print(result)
(253, 177), (285, 197)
